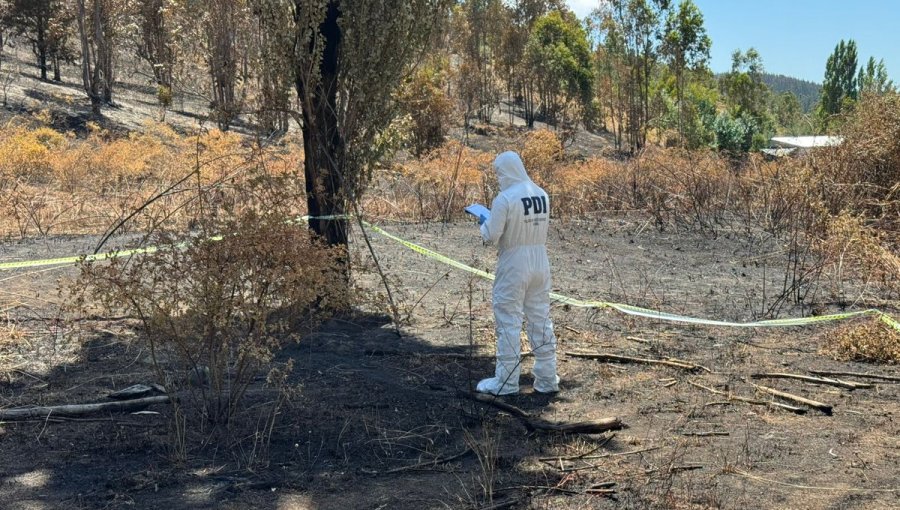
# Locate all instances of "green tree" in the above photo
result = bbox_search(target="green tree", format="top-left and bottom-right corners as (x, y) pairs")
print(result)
(773, 91), (803, 134)
(858, 56), (895, 96)
(660, 0), (710, 145)
(818, 39), (858, 124)
(526, 10), (592, 129)
(596, 0), (670, 153)
(718, 48), (773, 150)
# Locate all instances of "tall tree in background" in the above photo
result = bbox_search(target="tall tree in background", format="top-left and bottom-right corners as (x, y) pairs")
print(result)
(598, 0), (669, 153)
(526, 10), (592, 132)
(718, 48), (772, 150)
(506, 0), (561, 128)
(6, 0), (59, 80)
(249, 4), (293, 134)
(133, 0), (177, 120)
(660, 0), (709, 145)
(76, 0), (119, 115)
(773, 91), (802, 135)
(284, 0), (449, 253)
(204, 0), (248, 131)
(858, 56), (894, 96)
(453, 0), (505, 126)
(818, 39), (857, 126)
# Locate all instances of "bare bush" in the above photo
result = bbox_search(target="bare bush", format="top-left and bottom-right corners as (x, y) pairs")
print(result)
(73, 205), (347, 443)
(824, 317), (900, 363)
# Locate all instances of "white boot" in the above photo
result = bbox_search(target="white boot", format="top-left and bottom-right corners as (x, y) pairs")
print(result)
(532, 350), (559, 393)
(476, 354), (520, 395)
(476, 376), (519, 395)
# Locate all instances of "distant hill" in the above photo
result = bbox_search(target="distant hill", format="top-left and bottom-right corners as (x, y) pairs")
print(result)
(760, 73), (821, 112)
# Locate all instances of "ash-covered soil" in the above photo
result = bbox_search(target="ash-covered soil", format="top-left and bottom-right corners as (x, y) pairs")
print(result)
(0, 217), (898, 509)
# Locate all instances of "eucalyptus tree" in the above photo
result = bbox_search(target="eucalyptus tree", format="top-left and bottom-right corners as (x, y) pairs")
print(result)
(76, 0), (122, 115)
(660, 0), (709, 144)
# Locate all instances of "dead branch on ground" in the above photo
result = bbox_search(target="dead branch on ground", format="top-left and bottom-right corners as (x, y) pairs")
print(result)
(751, 372), (872, 390)
(807, 370), (900, 383)
(751, 383), (833, 415)
(458, 391), (624, 434)
(687, 380), (807, 414)
(0, 396), (170, 421)
(566, 351), (707, 372)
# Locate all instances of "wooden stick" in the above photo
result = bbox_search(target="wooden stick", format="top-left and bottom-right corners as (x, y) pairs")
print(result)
(565, 351), (699, 371)
(751, 383), (833, 415)
(0, 396), (170, 421)
(751, 373), (872, 390)
(731, 468), (900, 492)
(808, 370), (900, 383)
(458, 391), (624, 434)
(381, 448), (471, 474)
(687, 380), (807, 414)
(539, 447), (660, 473)
(682, 431), (729, 437)
(536, 434), (615, 462)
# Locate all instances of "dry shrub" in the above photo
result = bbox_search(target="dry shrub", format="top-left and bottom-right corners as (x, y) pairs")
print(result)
(519, 129), (563, 184)
(0, 125), (69, 181)
(824, 318), (900, 363)
(738, 155), (827, 235)
(545, 157), (625, 215)
(73, 173), (347, 448)
(0, 120), (304, 237)
(818, 212), (900, 300)
(393, 140), (493, 220)
(630, 147), (733, 230)
(815, 93), (900, 237)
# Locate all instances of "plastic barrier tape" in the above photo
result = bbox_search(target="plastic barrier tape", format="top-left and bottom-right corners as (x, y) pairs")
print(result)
(361, 222), (900, 332)
(2, 218), (898, 332)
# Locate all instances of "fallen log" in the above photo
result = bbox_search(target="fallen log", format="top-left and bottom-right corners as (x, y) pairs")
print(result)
(751, 384), (832, 415)
(807, 370), (900, 383)
(565, 352), (700, 371)
(458, 391), (624, 434)
(0, 396), (170, 421)
(751, 373), (872, 390)
(687, 380), (806, 414)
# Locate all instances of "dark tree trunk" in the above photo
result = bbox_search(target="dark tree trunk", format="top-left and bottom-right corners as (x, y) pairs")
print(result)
(37, 15), (48, 81)
(295, 2), (348, 250)
(52, 53), (61, 81)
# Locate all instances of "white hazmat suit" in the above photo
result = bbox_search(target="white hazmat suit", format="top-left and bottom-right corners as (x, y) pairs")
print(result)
(477, 151), (559, 395)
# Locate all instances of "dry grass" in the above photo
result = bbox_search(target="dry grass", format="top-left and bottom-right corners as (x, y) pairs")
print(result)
(0, 116), (303, 238)
(0, 94), (898, 312)
(824, 318), (900, 363)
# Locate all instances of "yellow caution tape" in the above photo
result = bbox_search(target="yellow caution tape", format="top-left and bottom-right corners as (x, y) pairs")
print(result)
(2, 218), (898, 332)
(362, 222), (900, 332)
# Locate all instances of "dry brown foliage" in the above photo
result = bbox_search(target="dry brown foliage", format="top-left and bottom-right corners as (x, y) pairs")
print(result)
(70, 169), (348, 453)
(0, 118), (302, 237)
(824, 318), (900, 363)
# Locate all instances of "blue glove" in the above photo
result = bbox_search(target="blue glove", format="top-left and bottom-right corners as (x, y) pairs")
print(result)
(478, 214), (487, 225)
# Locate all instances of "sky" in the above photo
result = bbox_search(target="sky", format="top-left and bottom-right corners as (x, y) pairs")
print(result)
(565, 0), (899, 84)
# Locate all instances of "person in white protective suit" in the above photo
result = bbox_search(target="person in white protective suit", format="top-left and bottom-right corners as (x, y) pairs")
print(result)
(476, 151), (559, 395)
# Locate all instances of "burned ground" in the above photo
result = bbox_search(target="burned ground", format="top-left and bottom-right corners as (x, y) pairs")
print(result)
(1, 217), (898, 509)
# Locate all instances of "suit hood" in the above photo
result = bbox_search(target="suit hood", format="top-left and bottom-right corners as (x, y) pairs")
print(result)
(493, 151), (530, 191)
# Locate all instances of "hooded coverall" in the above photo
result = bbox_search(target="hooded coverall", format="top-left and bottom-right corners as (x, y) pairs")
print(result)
(477, 151), (559, 395)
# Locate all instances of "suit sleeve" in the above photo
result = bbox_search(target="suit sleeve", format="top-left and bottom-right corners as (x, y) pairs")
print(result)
(480, 195), (507, 244)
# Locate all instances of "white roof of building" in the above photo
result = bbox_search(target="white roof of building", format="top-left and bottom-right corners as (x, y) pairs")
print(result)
(761, 147), (797, 158)
(770, 136), (843, 149)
